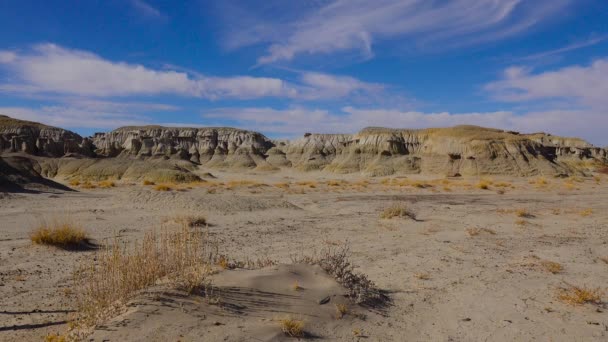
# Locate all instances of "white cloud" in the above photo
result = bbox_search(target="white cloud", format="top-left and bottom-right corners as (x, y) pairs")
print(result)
(0, 50), (17, 63)
(486, 58), (608, 108)
(202, 106), (608, 146)
(131, 0), (163, 18)
(218, 0), (572, 64)
(0, 44), (380, 101)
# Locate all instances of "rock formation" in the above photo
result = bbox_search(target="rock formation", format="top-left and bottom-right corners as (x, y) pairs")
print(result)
(1, 114), (607, 178)
(0, 115), (95, 157)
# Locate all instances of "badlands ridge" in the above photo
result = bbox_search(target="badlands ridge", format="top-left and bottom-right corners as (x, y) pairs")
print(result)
(1, 114), (607, 189)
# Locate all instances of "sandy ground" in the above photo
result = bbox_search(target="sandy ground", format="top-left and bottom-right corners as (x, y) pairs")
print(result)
(1, 170), (607, 341)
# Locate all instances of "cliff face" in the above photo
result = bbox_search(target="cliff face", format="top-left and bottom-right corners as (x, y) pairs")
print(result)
(0, 115), (95, 157)
(91, 126), (275, 169)
(281, 126), (608, 176)
(1, 115), (607, 177)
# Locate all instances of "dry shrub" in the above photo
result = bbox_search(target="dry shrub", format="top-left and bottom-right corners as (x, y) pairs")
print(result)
(540, 260), (563, 274)
(294, 245), (387, 305)
(44, 333), (67, 342)
(335, 303), (348, 319)
(98, 180), (115, 189)
(326, 180), (346, 187)
(292, 280), (303, 291)
(80, 181), (96, 189)
(274, 182), (290, 189)
(580, 208), (593, 217)
(280, 317), (304, 337)
(295, 180), (317, 188)
(154, 184), (172, 191)
(380, 204), (416, 220)
(558, 286), (603, 305)
(30, 217), (88, 249)
(73, 225), (213, 326)
(69, 179), (81, 187)
(466, 227), (496, 236)
(476, 180), (490, 190)
(142, 180), (155, 186)
(516, 209), (534, 218)
(172, 215), (207, 227)
(414, 273), (431, 280)
(515, 219), (528, 226)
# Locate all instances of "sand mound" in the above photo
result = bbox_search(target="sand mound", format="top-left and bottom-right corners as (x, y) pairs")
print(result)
(87, 264), (382, 341)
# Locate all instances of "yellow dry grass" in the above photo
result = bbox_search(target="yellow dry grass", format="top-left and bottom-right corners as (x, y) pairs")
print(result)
(579, 208), (593, 217)
(74, 225), (212, 326)
(154, 184), (172, 191)
(380, 204), (416, 220)
(540, 260), (563, 274)
(335, 303), (348, 319)
(30, 217), (88, 249)
(414, 273), (431, 280)
(280, 317), (305, 337)
(68, 179), (81, 186)
(515, 209), (534, 218)
(79, 181), (97, 189)
(142, 179), (155, 185)
(476, 180), (491, 190)
(466, 227), (496, 236)
(558, 286), (603, 305)
(98, 180), (115, 188)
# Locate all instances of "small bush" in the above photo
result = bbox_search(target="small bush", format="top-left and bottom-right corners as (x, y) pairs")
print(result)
(80, 181), (96, 189)
(414, 273), (431, 280)
(516, 209), (534, 218)
(98, 180), (115, 188)
(558, 286), (603, 305)
(580, 208), (593, 217)
(335, 303), (348, 319)
(30, 218), (88, 249)
(380, 204), (416, 220)
(540, 260), (563, 274)
(476, 180), (490, 190)
(280, 317), (304, 337)
(466, 227), (496, 236)
(142, 180), (155, 185)
(154, 184), (172, 191)
(69, 179), (81, 186)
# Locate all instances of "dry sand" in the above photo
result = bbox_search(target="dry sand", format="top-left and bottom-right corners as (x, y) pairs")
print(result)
(1, 170), (607, 341)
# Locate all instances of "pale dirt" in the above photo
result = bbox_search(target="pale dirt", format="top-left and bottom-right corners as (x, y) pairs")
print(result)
(1, 170), (607, 341)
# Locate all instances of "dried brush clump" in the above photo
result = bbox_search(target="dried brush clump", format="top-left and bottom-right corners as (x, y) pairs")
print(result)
(30, 217), (88, 249)
(294, 245), (388, 306)
(73, 225), (213, 327)
(380, 204), (416, 220)
(279, 317), (305, 337)
(558, 285), (603, 305)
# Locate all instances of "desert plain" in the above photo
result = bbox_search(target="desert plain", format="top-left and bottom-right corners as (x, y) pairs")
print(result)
(1, 171), (607, 341)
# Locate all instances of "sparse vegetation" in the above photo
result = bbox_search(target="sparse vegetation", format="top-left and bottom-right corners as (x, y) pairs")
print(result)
(558, 286), (603, 305)
(540, 260), (563, 274)
(516, 209), (534, 218)
(280, 317), (305, 337)
(292, 280), (302, 291)
(154, 184), (172, 191)
(380, 204), (416, 220)
(30, 217), (88, 249)
(142, 180), (155, 185)
(515, 219), (528, 226)
(414, 273), (431, 280)
(98, 180), (115, 188)
(466, 227), (496, 236)
(335, 303), (348, 319)
(580, 208), (593, 217)
(73, 225), (213, 326)
(476, 180), (490, 190)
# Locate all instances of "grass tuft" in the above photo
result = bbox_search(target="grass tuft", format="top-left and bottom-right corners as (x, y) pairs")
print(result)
(30, 217), (88, 249)
(558, 286), (603, 305)
(142, 180), (155, 185)
(335, 303), (348, 319)
(280, 317), (305, 337)
(154, 184), (172, 191)
(380, 204), (416, 220)
(540, 260), (563, 274)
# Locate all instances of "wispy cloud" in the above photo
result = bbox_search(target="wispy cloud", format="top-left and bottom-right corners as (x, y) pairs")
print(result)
(486, 58), (608, 108)
(131, 0), (164, 18)
(219, 0), (573, 64)
(0, 44), (381, 101)
(202, 106), (608, 145)
(517, 35), (608, 61)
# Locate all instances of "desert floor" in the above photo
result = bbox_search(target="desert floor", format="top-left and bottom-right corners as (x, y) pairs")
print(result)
(1, 171), (607, 341)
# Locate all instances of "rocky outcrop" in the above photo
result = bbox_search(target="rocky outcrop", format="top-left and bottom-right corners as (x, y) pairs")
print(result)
(91, 126), (274, 169)
(280, 126), (608, 176)
(1, 115), (607, 177)
(0, 115), (95, 157)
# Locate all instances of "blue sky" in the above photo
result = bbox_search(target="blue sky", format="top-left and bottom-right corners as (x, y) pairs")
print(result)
(0, 0), (607, 144)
